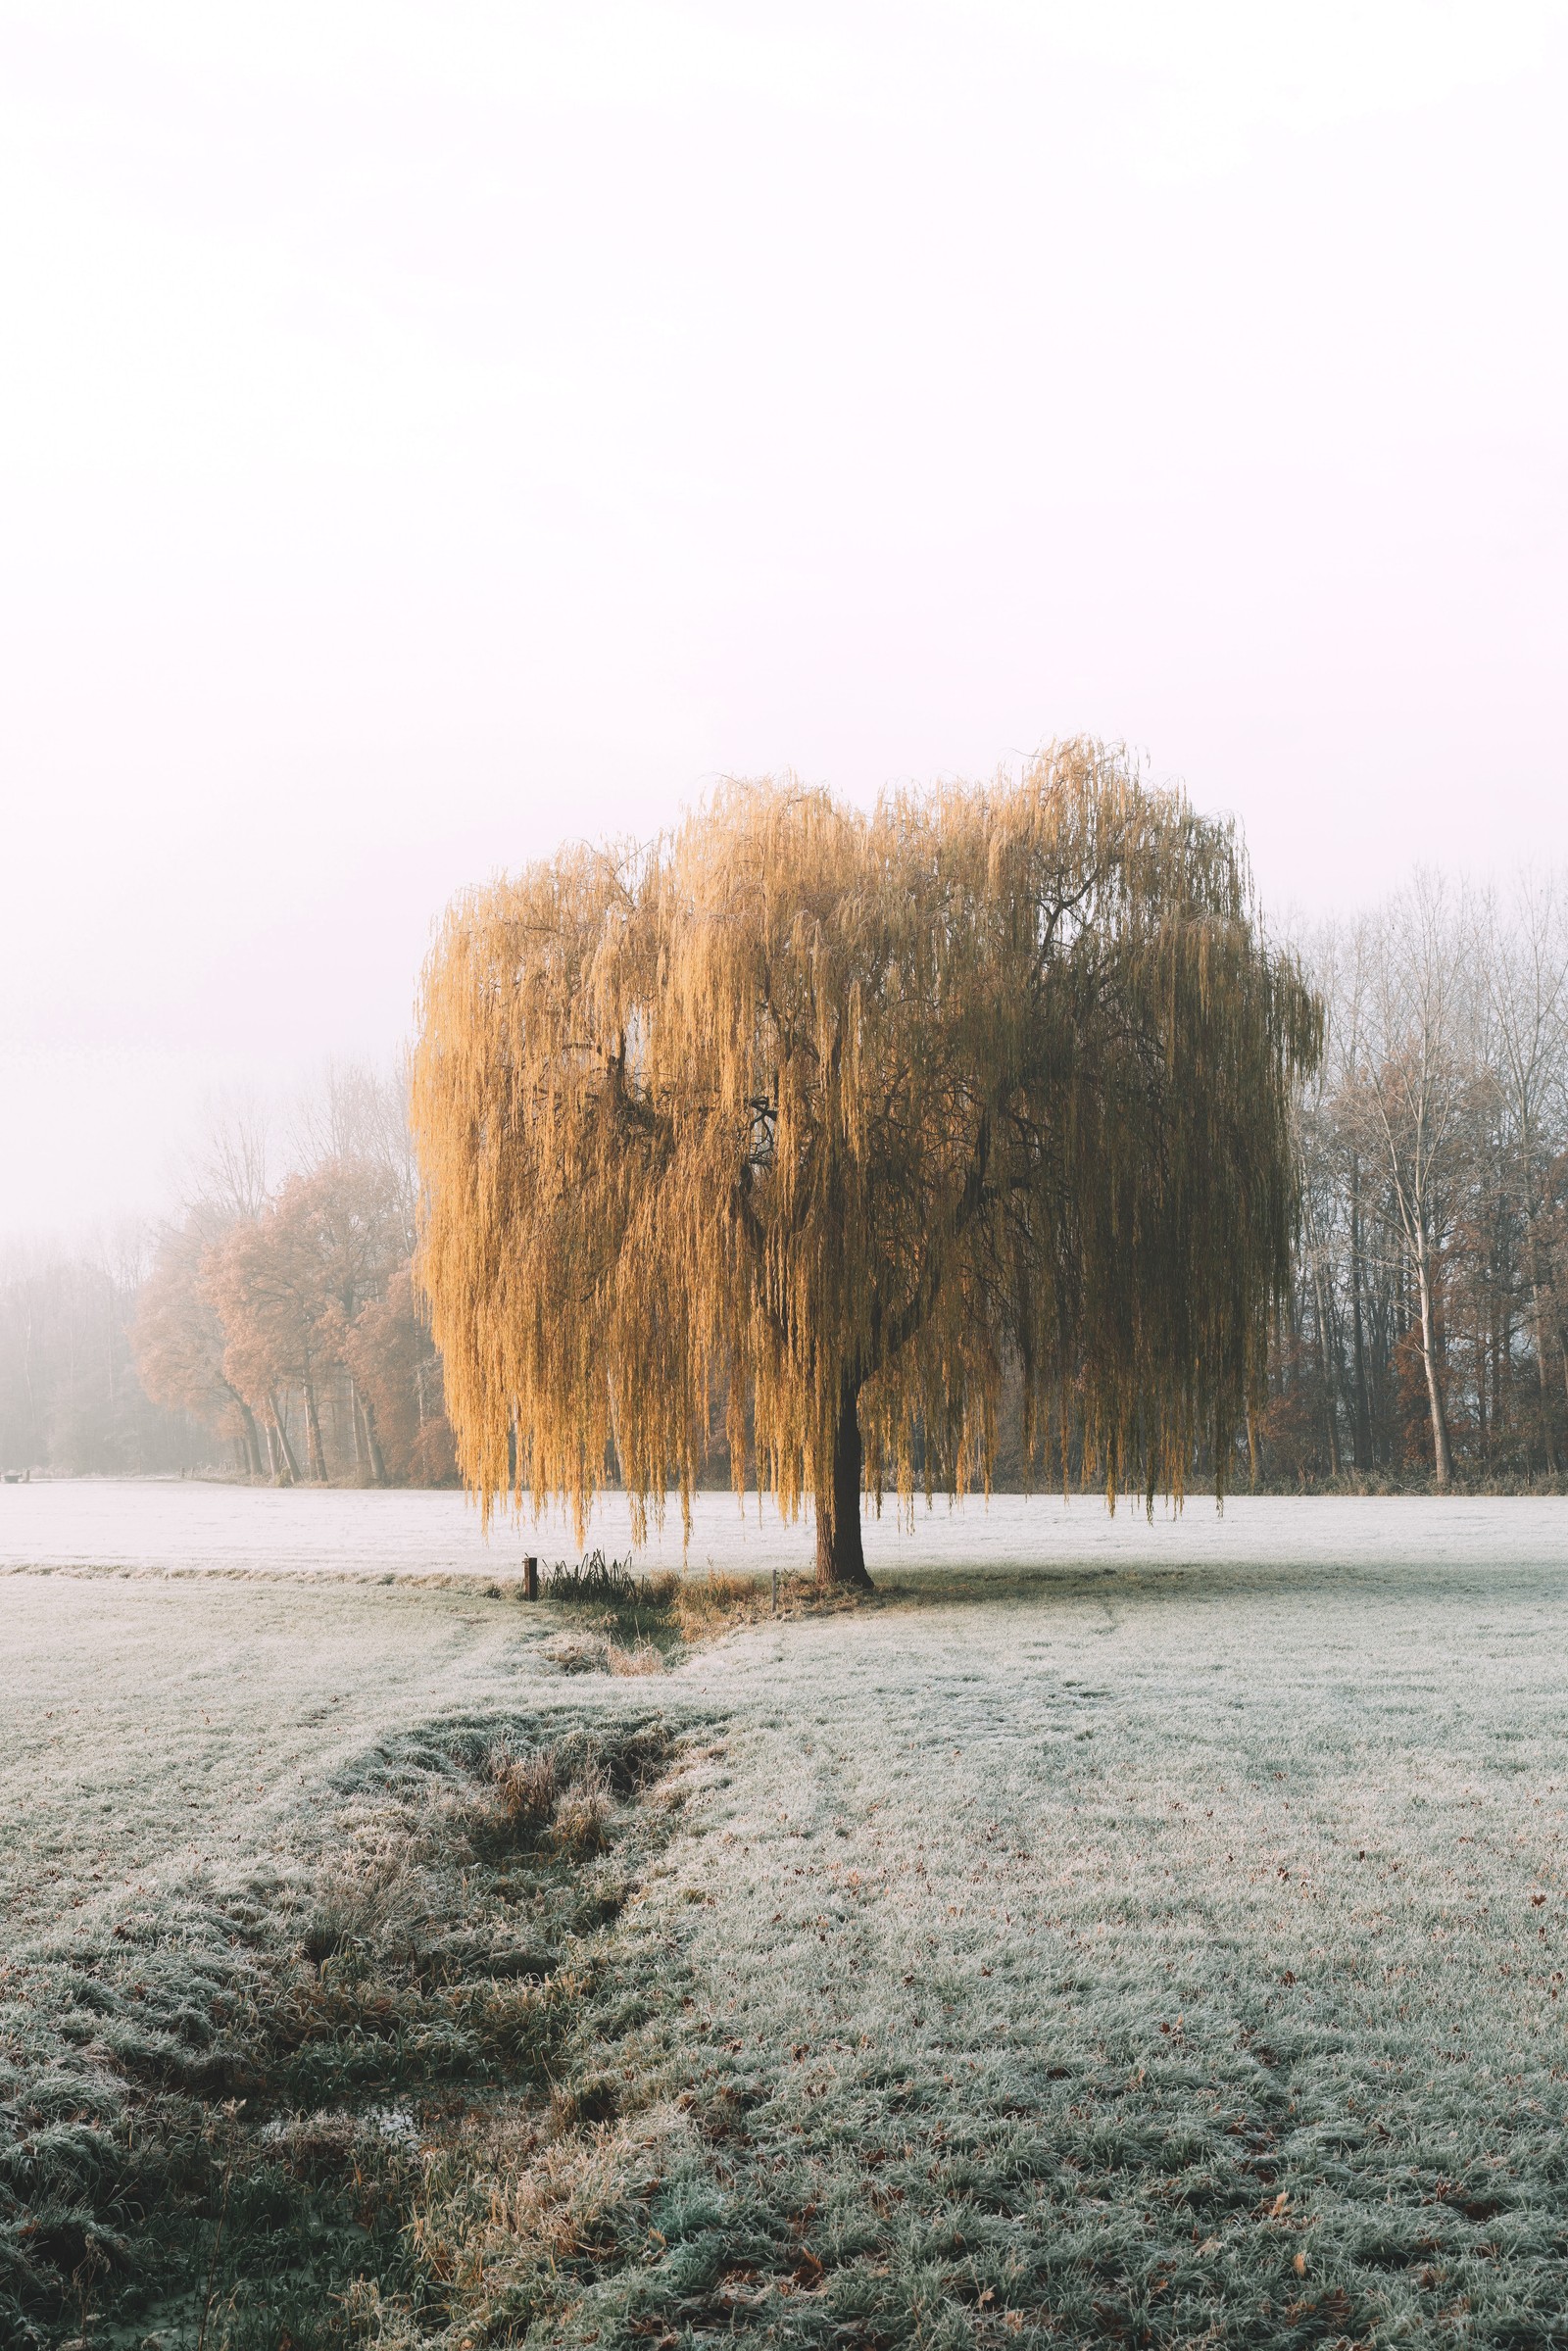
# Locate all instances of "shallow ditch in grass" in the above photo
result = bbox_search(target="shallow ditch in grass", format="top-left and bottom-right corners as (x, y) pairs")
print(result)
(0, 1703), (696, 2350)
(19, 1550), (1568, 2349)
(0, 1555), (882, 2351)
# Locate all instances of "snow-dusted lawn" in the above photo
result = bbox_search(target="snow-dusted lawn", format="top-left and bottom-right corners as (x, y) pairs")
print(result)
(0, 1571), (556, 1939)
(622, 1537), (1568, 2339)
(6, 1494), (1568, 2342)
(4, 1474), (1565, 1579)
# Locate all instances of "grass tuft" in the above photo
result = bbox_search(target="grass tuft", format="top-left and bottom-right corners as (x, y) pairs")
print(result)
(537, 1551), (843, 1677)
(542, 1547), (642, 1606)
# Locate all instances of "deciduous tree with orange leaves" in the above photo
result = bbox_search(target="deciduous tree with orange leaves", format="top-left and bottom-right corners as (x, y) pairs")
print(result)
(133, 1209), (267, 1476)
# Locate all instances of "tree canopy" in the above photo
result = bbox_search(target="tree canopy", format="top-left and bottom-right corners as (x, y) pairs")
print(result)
(412, 742), (1320, 1584)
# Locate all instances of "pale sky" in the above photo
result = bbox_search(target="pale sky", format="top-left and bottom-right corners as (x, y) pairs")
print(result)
(3, 1), (1565, 1239)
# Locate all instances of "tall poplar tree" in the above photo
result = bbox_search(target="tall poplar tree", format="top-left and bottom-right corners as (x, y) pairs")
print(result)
(412, 742), (1319, 1586)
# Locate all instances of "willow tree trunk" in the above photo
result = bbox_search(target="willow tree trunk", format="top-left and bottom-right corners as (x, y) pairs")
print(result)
(814, 1388), (873, 1591)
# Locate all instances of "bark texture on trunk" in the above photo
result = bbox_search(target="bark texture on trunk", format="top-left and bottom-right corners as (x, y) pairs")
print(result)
(269, 1393), (300, 1486)
(814, 1388), (873, 1591)
(1349, 1174), (1372, 1472)
(1528, 1253), (1559, 1473)
(1308, 1255), (1342, 1477)
(1412, 1240), (1454, 1488)
(359, 1389), (388, 1486)
(304, 1380), (327, 1482)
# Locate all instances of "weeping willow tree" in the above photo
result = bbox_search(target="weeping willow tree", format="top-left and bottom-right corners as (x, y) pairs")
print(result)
(412, 741), (1320, 1588)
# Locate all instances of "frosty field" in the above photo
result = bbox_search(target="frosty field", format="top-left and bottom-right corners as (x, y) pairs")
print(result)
(4, 1476), (1566, 1580)
(5, 1490), (1568, 2346)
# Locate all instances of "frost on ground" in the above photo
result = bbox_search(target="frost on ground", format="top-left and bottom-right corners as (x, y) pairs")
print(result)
(5, 1475), (1567, 1580)
(5, 1502), (1568, 2344)
(0, 1574), (687, 2349)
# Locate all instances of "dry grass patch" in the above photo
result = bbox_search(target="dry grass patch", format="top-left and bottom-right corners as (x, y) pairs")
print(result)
(535, 1550), (869, 1680)
(0, 1707), (682, 2351)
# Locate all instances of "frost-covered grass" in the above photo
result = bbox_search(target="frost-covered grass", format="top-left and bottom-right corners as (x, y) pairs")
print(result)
(0, 1574), (686, 2348)
(7, 1505), (1568, 2345)
(7, 1477), (1568, 1581)
(610, 1550), (1568, 2347)
(1, 1574), (551, 1939)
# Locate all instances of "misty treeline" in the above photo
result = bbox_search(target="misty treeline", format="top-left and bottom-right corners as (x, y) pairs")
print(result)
(0, 1229), (186, 1479)
(5, 872), (1567, 1492)
(1258, 872), (1568, 1488)
(0, 1067), (455, 1483)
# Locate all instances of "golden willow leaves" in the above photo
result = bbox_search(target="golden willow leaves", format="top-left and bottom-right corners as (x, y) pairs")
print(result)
(411, 742), (1321, 1586)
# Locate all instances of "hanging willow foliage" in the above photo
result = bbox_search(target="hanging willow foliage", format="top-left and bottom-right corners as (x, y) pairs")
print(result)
(412, 741), (1322, 1587)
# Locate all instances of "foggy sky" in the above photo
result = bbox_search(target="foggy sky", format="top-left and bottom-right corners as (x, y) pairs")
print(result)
(3, 2), (1565, 1239)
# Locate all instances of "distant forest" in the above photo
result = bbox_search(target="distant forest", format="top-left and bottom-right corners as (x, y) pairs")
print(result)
(1259, 873), (1568, 1489)
(2, 871), (1566, 1492)
(0, 1066), (452, 1486)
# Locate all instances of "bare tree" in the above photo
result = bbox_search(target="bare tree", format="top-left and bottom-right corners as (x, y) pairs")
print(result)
(1353, 874), (1473, 1487)
(185, 1091), (272, 1222)
(292, 1059), (418, 1253)
(1479, 873), (1568, 1461)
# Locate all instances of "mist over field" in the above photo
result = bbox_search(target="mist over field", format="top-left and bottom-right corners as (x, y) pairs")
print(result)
(5, 6), (1566, 1496)
(4, 3), (1567, 1241)
(4, 2), (1566, 1500)
(7, 9), (1568, 2349)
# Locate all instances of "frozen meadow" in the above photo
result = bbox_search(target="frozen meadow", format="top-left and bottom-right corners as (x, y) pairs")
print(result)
(3, 1474), (1565, 1580)
(5, 1486), (1568, 2345)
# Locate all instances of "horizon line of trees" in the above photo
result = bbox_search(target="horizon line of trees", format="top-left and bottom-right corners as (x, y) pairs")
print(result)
(1259, 871), (1568, 1488)
(0, 1065), (456, 1485)
(3, 864), (1566, 1494)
